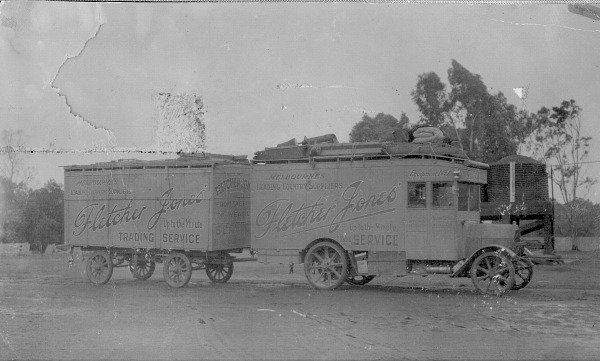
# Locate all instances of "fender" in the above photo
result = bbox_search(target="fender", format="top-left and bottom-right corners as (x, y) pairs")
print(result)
(450, 244), (517, 278)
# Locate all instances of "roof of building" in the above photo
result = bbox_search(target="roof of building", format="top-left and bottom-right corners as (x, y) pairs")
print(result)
(492, 154), (544, 165)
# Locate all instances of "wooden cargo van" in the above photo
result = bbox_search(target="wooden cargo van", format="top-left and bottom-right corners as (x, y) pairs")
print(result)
(64, 154), (251, 287)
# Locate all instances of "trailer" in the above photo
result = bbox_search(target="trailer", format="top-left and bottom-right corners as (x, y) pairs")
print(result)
(63, 154), (251, 288)
(250, 136), (533, 295)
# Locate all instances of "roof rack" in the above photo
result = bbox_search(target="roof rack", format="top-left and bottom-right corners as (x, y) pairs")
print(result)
(63, 153), (249, 172)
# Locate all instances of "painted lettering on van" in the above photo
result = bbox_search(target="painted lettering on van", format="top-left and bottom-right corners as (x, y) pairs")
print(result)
(215, 177), (250, 196)
(72, 188), (205, 236)
(72, 200), (146, 236)
(254, 180), (399, 238)
(408, 169), (452, 178)
(329, 181), (398, 232)
(254, 197), (336, 238)
(147, 188), (204, 230)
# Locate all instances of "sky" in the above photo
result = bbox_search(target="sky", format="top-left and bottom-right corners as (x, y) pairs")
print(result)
(1, 2), (599, 202)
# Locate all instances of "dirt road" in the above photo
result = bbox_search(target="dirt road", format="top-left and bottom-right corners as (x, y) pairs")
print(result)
(1, 252), (599, 360)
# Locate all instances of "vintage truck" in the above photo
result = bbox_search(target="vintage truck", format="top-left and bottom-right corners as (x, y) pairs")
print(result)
(64, 135), (532, 295)
(250, 135), (533, 295)
(63, 154), (251, 288)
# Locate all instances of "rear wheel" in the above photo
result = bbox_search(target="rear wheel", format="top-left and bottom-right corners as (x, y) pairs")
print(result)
(347, 275), (375, 286)
(86, 251), (113, 285)
(469, 251), (515, 296)
(304, 241), (348, 290)
(129, 257), (155, 280)
(511, 258), (533, 290)
(206, 263), (234, 283)
(162, 253), (192, 288)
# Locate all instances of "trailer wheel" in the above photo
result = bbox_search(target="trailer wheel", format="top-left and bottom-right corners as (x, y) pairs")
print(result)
(129, 258), (156, 280)
(206, 263), (234, 283)
(347, 275), (375, 286)
(304, 241), (348, 290)
(162, 253), (192, 288)
(86, 251), (113, 285)
(511, 258), (533, 290)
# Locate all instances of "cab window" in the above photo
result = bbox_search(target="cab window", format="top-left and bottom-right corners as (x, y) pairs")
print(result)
(458, 183), (480, 211)
(469, 184), (480, 211)
(433, 182), (454, 208)
(407, 182), (426, 208)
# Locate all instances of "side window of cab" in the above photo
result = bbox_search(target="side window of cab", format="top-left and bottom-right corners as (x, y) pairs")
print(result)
(407, 182), (426, 208)
(432, 182), (455, 208)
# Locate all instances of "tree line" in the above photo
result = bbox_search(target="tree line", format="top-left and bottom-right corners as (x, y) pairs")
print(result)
(350, 59), (598, 238)
(1, 130), (64, 252)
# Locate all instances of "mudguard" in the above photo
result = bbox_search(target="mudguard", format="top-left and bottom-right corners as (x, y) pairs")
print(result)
(450, 244), (517, 278)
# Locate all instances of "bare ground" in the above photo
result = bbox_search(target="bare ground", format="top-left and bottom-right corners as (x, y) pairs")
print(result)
(1, 251), (599, 360)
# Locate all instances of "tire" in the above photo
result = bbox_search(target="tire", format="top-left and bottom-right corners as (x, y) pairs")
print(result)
(206, 263), (234, 283)
(162, 253), (192, 288)
(129, 257), (156, 280)
(86, 251), (113, 285)
(469, 251), (515, 296)
(511, 258), (533, 290)
(347, 275), (375, 286)
(304, 241), (348, 290)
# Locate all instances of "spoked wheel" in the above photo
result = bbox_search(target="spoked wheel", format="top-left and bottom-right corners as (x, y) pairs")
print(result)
(129, 257), (156, 280)
(347, 275), (375, 286)
(206, 263), (234, 284)
(469, 251), (515, 296)
(511, 258), (533, 290)
(304, 242), (348, 290)
(162, 253), (192, 288)
(86, 251), (113, 285)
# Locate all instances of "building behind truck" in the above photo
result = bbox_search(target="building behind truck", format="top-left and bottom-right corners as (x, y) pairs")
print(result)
(251, 132), (533, 295)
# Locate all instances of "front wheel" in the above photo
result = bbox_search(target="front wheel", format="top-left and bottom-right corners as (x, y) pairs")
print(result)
(86, 251), (113, 285)
(511, 258), (533, 290)
(469, 251), (515, 296)
(162, 253), (192, 288)
(304, 241), (348, 290)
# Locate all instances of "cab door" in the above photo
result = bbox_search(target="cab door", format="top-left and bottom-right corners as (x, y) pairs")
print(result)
(429, 182), (458, 260)
(405, 182), (429, 259)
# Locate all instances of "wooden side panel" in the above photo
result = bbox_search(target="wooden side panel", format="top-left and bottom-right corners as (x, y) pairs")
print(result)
(405, 210), (428, 259)
(366, 251), (407, 276)
(250, 158), (482, 262)
(210, 166), (251, 251)
(250, 161), (406, 253)
(64, 168), (212, 251)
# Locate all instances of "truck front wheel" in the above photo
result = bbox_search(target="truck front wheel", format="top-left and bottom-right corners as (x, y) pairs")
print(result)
(511, 257), (533, 290)
(304, 241), (348, 290)
(469, 251), (515, 296)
